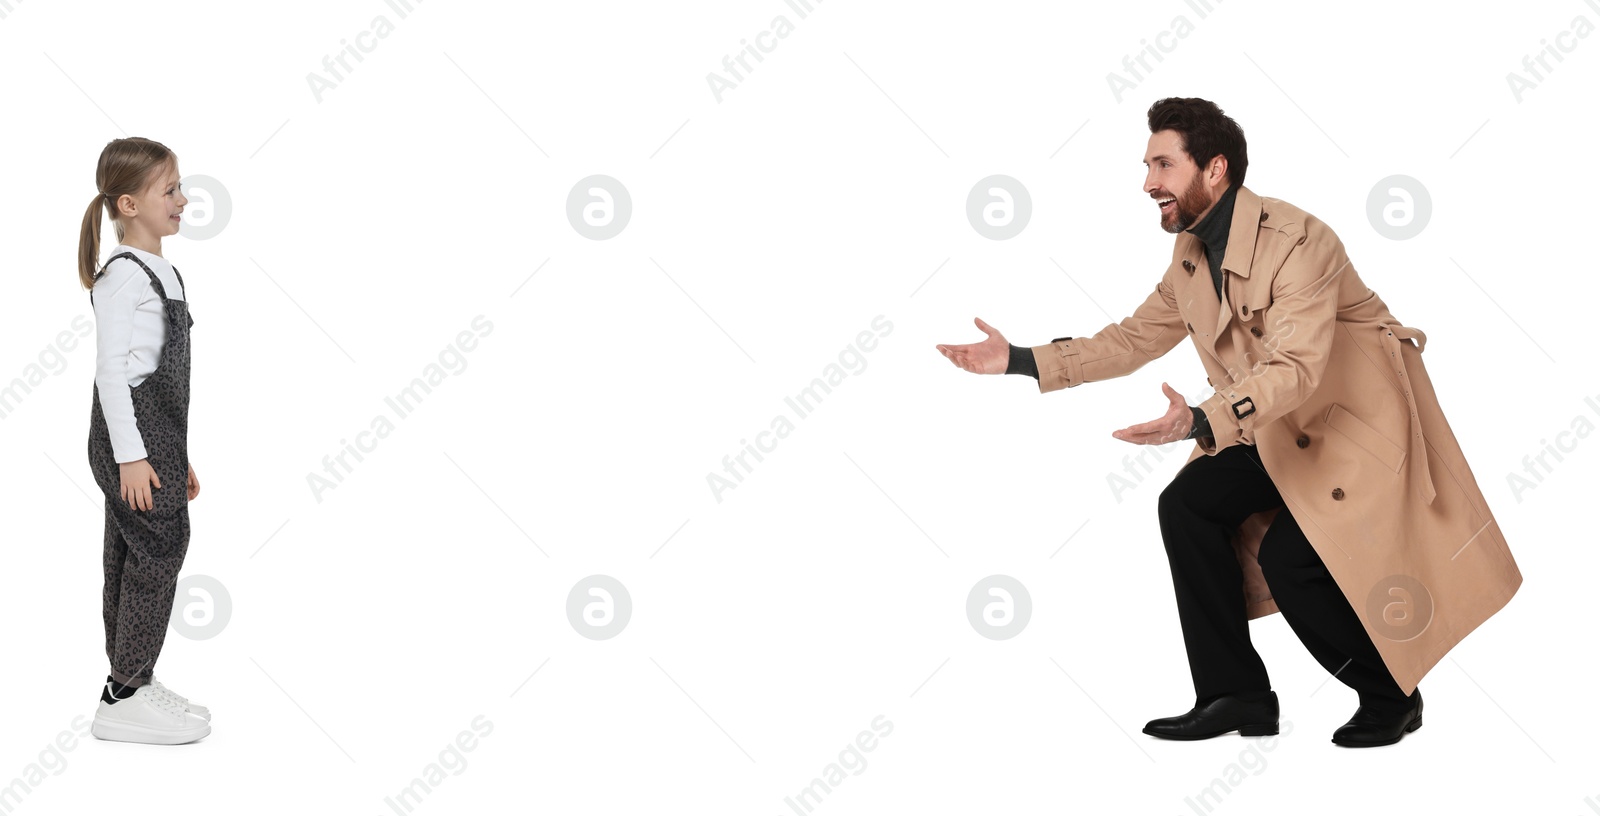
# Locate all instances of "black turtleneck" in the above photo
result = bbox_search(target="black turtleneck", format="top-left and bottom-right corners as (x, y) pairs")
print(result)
(1187, 182), (1238, 302)
(1007, 183), (1240, 443)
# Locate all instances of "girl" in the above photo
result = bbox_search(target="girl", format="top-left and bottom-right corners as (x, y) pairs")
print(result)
(78, 137), (211, 744)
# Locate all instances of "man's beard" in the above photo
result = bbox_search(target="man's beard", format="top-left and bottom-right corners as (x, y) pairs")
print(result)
(1160, 173), (1211, 234)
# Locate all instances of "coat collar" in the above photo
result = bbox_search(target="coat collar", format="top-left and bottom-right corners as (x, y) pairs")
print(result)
(1175, 183), (1265, 288)
(1183, 183), (1262, 280)
(1221, 184), (1263, 280)
(1177, 185), (1266, 363)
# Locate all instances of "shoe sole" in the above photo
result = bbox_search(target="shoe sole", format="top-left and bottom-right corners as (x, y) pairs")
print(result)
(1143, 722), (1280, 740)
(1331, 715), (1421, 748)
(91, 718), (211, 745)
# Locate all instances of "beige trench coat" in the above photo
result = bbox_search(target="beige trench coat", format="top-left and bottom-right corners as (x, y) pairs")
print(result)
(1029, 186), (1521, 695)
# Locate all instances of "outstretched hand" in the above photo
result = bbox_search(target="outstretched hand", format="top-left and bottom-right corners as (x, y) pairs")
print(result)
(936, 317), (1010, 375)
(1111, 382), (1194, 445)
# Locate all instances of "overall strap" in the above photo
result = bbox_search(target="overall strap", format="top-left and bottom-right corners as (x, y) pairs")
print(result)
(99, 251), (173, 302)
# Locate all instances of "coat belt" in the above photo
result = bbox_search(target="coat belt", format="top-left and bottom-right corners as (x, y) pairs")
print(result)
(1380, 323), (1436, 506)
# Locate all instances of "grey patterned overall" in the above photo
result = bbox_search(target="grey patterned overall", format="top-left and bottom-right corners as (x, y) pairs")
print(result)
(87, 252), (194, 688)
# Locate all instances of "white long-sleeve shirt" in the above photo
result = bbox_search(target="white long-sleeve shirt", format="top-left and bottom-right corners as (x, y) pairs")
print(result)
(92, 244), (186, 464)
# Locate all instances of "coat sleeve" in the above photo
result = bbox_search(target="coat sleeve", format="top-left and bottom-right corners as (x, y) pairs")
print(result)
(1027, 275), (1187, 394)
(1192, 223), (1345, 455)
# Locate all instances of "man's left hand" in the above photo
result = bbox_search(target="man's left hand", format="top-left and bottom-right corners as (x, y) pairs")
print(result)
(1111, 382), (1193, 445)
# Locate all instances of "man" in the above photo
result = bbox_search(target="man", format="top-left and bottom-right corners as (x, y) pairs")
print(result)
(936, 97), (1521, 748)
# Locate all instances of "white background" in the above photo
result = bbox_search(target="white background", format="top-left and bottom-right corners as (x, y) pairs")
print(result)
(1, 0), (1594, 813)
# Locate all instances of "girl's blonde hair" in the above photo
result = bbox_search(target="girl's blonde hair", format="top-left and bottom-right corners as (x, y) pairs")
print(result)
(78, 137), (177, 290)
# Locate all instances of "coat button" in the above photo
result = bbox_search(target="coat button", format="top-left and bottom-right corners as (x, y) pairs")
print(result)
(1187, 322), (1194, 333)
(1296, 434), (1309, 448)
(1250, 326), (1263, 337)
(1182, 259), (1195, 273)
(1331, 487), (1344, 500)
(1260, 211), (1268, 222)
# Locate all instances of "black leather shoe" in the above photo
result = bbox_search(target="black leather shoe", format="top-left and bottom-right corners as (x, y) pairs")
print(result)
(1331, 688), (1422, 748)
(1143, 691), (1279, 740)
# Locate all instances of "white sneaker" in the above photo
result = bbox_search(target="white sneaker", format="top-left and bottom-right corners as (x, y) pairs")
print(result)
(92, 684), (211, 745)
(150, 674), (211, 721)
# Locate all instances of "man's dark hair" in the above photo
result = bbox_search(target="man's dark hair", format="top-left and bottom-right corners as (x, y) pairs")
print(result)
(1147, 98), (1248, 188)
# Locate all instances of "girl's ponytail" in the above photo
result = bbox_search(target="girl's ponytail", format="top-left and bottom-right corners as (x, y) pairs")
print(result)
(78, 192), (108, 290)
(79, 137), (177, 290)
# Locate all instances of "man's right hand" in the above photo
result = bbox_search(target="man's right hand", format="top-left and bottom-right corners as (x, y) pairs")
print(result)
(118, 458), (161, 512)
(936, 317), (1010, 375)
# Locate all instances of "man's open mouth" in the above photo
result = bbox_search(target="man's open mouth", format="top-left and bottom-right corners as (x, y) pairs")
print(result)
(1156, 197), (1176, 213)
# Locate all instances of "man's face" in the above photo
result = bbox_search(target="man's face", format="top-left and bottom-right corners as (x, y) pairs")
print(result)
(1143, 130), (1217, 234)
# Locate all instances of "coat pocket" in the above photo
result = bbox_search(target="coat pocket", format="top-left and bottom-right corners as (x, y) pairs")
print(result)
(1324, 402), (1406, 474)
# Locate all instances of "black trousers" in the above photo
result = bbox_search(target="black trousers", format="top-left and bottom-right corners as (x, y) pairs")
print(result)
(1157, 441), (1415, 711)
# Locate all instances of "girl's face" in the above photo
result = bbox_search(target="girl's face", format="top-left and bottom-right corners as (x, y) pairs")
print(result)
(118, 162), (188, 239)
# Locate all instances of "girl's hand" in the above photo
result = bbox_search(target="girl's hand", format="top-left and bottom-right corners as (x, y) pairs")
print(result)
(118, 459), (161, 512)
(187, 464), (200, 501)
